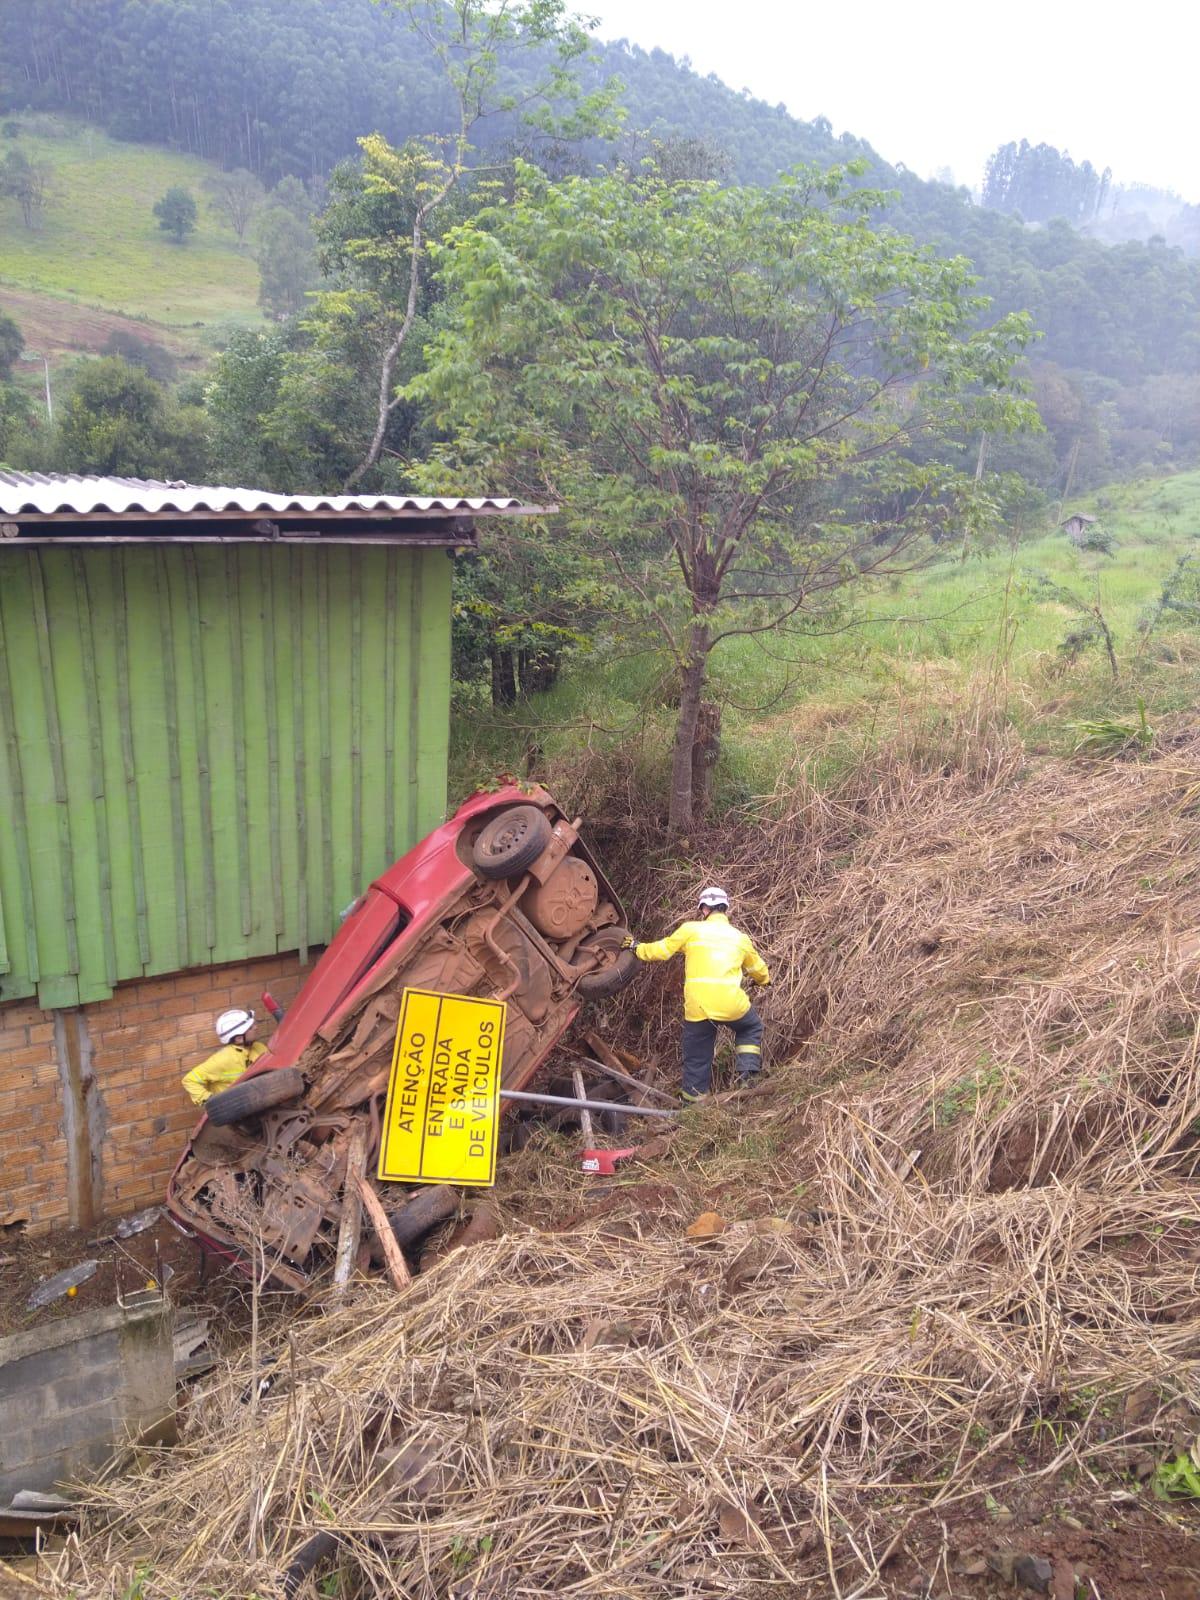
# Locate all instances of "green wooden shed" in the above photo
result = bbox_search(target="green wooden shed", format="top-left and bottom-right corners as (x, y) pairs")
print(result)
(0, 473), (542, 1009)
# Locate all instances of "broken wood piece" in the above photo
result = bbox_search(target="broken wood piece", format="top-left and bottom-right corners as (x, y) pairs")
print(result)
(356, 1175), (413, 1290)
(332, 1124), (368, 1293)
(572, 1068), (595, 1147)
(420, 1197), (502, 1271)
(578, 1035), (677, 1106)
(386, 1183), (459, 1248)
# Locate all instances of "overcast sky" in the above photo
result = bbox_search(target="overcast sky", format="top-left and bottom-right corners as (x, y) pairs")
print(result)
(587, 0), (1199, 202)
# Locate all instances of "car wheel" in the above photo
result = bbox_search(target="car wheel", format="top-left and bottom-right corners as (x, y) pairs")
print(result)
(573, 926), (639, 999)
(205, 1067), (306, 1127)
(472, 804), (553, 879)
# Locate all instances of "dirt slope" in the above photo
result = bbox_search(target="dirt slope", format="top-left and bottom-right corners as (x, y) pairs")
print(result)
(24, 723), (1200, 1598)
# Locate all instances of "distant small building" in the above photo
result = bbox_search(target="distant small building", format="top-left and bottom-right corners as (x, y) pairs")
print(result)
(1060, 513), (1099, 546)
(0, 472), (547, 1230)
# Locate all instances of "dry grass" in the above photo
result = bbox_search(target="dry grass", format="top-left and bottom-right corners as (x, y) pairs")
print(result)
(36, 717), (1200, 1598)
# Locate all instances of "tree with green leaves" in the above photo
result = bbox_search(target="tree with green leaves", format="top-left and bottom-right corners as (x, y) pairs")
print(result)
(252, 201), (318, 317)
(0, 148), (52, 228)
(415, 163), (1035, 829)
(57, 356), (207, 478)
(0, 310), (23, 379)
(153, 185), (198, 243)
(344, 0), (605, 486)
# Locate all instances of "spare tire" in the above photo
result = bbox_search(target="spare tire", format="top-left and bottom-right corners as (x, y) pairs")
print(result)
(472, 805), (552, 880)
(573, 926), (639, 999)
(205, 1066), (305, 1126)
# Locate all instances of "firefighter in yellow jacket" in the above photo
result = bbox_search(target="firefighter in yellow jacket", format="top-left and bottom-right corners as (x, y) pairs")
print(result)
(629, 887), (770, 1101)
(181, 1008), (268, 1107)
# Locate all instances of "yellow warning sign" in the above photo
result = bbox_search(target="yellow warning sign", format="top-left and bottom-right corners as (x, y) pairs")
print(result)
(378, 989), (506, 1187)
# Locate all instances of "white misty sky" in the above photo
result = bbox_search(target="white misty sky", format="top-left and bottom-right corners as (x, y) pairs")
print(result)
(586, 0), (1199, 202)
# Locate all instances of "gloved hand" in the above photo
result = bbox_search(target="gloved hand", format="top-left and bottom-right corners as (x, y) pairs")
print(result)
(621, 934), (637, 950)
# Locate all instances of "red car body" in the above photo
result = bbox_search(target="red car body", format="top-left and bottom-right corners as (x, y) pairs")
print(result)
(166, 785), (632, 1287)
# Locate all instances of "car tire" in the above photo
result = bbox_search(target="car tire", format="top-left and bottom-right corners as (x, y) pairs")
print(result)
(472, 805), (553, 879)
(205, 1067), (305, 1126)
(574, 926), (639, 999)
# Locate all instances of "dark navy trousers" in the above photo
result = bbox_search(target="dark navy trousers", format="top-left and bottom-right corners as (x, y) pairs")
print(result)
(680, 1005), (764, 1099)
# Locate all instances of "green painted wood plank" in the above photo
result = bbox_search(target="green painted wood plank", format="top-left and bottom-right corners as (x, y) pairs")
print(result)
(72, 552), (118, 989)
(182, 548), (217, 956)
(0, 571), (39, 987)
(407, 552), (422, 845)
(356, 551), (388, 886)
(414, 553), (452, 835)
(350, 549), (364, 894)
(124, 549), (183, 975)
(224, 547), (253, 939)
(317, 549), (334, 931)
(153, 548), (190, 969)
(110, 552), (151, 966)
(257, 547), (285, 942)
(383, 548), (399, 863)
(28, 553), (79, 978)
(291, 553), (309, 962)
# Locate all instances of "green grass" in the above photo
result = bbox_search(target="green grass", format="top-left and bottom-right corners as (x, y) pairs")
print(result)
(0, 113), (261, 348)
(450, 471), (1200, 804)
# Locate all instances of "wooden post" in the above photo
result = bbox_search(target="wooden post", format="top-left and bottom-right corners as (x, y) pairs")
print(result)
(332, 1124), (368, 1293)
(356, 1174), (413, 1290)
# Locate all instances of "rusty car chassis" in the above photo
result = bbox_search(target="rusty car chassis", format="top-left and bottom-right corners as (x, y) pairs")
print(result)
(166, 786), (637, 1289)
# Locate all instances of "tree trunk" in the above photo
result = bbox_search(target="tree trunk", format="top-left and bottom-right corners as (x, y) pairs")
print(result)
(518, 649), (559, 697)
(668, 624), (710, 834)
(490, 645), (517, 708)
(691, 700), (722, 818)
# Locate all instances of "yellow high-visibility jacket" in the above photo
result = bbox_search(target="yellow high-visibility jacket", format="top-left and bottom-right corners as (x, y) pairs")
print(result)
(635, 912), (770, 1022)
(181, 1041), (267, 1107)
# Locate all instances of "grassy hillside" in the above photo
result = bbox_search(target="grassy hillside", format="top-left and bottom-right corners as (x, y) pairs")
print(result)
(0, 115), (261, 365)
(451, 471), (1200, 803)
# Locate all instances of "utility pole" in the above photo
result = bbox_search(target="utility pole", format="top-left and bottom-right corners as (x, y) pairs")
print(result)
(20, 350), (53, 423)
(1056, 437), (1081, 527)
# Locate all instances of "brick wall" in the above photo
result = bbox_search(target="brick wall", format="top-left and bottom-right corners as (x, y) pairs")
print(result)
(0, 952), (316, 1231)
(0, 1005), (67, 1232)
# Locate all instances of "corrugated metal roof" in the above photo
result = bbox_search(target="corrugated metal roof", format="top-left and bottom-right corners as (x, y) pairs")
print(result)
(0, 472), (547, 520)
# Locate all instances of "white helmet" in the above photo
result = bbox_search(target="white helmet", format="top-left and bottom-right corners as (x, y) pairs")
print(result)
(697, 886), (730, 912)
(216, 1007), (255, 1045)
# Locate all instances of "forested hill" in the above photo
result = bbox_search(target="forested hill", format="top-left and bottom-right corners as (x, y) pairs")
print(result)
(1, 0), (867, 186)
(4, 0), (1199, 401)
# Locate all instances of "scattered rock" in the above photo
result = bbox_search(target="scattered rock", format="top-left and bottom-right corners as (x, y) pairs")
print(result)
(953, 1553), (988, 1576)
(1014, 1553), (1053, 1593)
(686, 1211), (725, 1240)
(987, 1550), (1016, 1583)
(1059, 1512), (1085, 1531)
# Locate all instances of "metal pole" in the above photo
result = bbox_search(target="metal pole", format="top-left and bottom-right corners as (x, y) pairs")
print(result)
(499, 1088), (676, 1120)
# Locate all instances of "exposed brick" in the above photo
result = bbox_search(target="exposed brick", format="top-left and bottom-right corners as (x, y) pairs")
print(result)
(2, 1045), (56, 1070)
(3, 950), (317, 1229)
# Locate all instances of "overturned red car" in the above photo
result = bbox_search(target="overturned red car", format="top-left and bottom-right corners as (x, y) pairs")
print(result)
(166, 785), (637, 1288)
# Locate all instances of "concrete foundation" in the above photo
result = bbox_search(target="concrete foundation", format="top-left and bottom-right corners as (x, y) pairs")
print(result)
(0, 1296), (176, 1503)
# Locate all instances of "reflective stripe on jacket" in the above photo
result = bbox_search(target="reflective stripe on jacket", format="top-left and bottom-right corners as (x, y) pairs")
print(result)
(635, 912), (770, 1022)
(181, 1040), (267, 1106)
